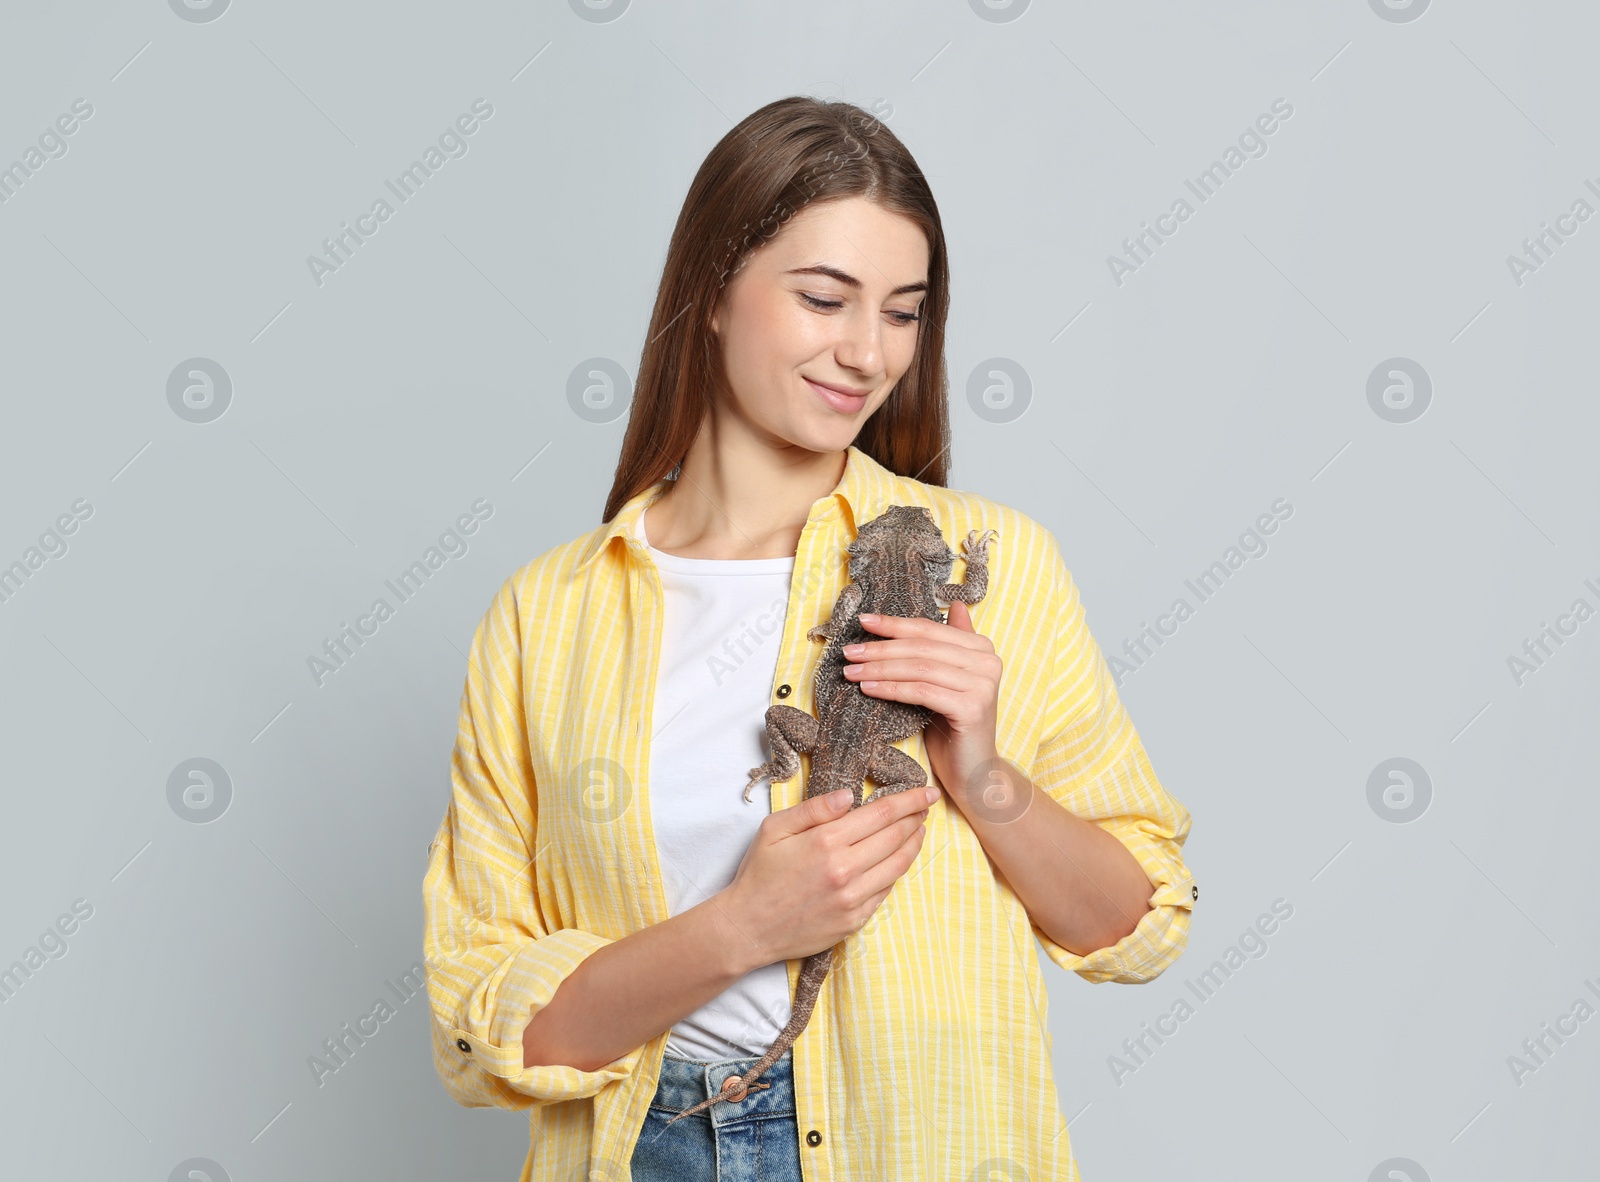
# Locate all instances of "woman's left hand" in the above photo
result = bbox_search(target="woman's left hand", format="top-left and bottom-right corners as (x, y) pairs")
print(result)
(841, 600), (1002, 805)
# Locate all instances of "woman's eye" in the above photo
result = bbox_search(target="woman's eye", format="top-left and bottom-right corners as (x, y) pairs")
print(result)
(800, 293), (922, 324)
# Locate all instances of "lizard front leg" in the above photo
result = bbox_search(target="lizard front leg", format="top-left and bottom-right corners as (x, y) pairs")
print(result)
(805, 582), (863, 643)
(743, 704), (819, 802)
(859, 743), (928, 806)
(939, 528), (998, 605)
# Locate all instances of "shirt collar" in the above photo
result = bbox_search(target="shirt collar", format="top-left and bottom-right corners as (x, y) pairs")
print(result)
(574, 443), (903, 573)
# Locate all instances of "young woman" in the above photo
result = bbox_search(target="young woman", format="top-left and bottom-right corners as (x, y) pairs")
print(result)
(422, 96), (1196, 1182)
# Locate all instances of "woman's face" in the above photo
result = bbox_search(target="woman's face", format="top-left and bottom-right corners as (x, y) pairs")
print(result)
(710, 195), (930, 454)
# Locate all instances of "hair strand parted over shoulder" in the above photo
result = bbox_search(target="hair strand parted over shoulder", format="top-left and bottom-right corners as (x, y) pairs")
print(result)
(599, 95), (952, 523)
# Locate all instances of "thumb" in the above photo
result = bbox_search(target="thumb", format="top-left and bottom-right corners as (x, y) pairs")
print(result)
(945, 599), (974, 631)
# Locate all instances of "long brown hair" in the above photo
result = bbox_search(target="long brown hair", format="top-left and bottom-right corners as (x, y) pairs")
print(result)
(599, 95), (953, 524)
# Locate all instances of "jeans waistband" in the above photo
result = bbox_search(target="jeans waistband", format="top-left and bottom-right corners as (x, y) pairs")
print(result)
(651, 1049), (795, 1125)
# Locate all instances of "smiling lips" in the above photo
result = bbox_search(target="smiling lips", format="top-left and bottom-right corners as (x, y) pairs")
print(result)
(805, 376), (871, 412)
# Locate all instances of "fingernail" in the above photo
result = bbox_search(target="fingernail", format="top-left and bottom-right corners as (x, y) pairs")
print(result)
(923, 786), (940, 803)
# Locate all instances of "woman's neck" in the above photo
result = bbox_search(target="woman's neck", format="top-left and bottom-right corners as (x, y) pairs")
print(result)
(643, 442), (847, 560)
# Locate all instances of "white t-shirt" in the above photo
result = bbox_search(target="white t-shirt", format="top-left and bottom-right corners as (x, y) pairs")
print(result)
(635, 501), (796, 1061)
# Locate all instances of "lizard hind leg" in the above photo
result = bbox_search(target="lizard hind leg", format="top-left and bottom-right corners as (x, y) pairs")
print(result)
(742, 704), (820, 802)
(859, 743), (928, 806)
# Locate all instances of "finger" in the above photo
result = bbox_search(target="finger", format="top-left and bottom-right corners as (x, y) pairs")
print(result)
(856, 613), (991, 653)
(833, 785), (936, 843)
(850, 820), (928, 902)
(835, 802), (929, 882)
(854, 676), (971, 718)
(846, 659), (986, 695)
(845, 801), (927, 860)
(849, 882), (896, 931)
(845, 636), (992, 669)
(780, 787), (856, 833)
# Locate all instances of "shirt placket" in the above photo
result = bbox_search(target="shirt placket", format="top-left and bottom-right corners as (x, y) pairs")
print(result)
(776, 495), (846, 1180)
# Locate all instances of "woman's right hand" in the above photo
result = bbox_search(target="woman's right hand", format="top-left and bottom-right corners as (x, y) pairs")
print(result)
(717, 784), (936, 968)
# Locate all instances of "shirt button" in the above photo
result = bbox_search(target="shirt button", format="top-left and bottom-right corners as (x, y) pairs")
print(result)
(805, 1129), (822, 1146)
(1191, 884), (1199, 901)
(776, 684), (792, 698)
(456, 1038), (472, 1053)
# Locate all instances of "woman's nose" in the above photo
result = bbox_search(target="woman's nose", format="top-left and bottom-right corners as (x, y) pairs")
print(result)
(831, 313), (883, 375)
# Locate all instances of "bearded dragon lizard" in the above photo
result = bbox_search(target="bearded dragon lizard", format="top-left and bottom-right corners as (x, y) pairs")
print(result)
(663, 504), (998, 1126)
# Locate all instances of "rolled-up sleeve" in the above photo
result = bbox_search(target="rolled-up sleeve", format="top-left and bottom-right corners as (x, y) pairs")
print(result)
(1024, 537), (1196, 985)
(421, 574), (647, 1108)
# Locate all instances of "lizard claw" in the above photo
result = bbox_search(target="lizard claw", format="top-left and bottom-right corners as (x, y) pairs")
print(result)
(962, 528), (998, 561)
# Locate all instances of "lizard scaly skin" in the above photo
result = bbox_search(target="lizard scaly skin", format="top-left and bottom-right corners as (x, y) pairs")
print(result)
(662, 504), (997, 1127)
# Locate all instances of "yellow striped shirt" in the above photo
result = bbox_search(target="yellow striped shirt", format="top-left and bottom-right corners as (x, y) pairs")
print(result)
(422, 443), (1196, 1181)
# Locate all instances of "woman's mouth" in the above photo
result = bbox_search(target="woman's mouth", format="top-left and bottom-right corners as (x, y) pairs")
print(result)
(805, 377), (870, 413)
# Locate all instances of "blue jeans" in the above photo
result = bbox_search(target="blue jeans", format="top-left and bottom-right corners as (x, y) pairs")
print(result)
(629, 1048), (802, 1181)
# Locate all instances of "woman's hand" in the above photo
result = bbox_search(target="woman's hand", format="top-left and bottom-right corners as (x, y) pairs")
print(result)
(841, 600), (1003, 812)
(717, 782), (936, 969)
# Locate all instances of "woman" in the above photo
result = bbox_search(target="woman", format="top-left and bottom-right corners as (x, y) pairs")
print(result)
(422, 96), (1196, 1182)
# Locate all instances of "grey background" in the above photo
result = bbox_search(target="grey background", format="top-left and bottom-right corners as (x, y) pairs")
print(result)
(1, 1), (1595, 1179)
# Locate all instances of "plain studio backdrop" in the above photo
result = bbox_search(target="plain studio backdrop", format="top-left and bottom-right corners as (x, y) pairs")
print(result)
(1, 1), (1596, 1179)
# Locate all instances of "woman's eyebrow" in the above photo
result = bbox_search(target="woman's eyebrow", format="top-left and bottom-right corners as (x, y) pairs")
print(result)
(786, 263), (927, 296)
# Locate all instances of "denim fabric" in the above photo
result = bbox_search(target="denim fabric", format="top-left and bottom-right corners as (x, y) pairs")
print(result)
(629, 1049), (802, 1181)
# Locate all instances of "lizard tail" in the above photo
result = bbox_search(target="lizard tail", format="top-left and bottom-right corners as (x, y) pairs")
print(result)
(660, 947), (833, 1127)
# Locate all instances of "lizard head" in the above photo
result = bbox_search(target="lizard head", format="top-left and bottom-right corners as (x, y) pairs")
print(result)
(845, 504), (956, 583)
